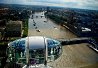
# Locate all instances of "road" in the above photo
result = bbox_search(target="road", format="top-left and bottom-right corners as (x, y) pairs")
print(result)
(28, 12), (98, 68)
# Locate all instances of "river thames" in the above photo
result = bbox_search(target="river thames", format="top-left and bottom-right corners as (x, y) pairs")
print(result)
(28, 12), (98, 68)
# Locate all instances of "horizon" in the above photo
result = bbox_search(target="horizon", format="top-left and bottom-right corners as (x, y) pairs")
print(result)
(0, 3), (98, 11)
(0, 0), (98, 10)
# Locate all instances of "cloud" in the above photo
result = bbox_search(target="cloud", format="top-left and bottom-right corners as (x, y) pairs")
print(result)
(62, 0), (98, 10)
(0, 0), (98, 10)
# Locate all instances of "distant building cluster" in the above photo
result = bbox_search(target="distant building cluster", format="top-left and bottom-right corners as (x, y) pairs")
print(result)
(0, 20), (23, 40)
(46, 8), (98, 37)
(0, 7), (31, 41)
(0, 4), (48, 41)
(5, 21), (22, 37)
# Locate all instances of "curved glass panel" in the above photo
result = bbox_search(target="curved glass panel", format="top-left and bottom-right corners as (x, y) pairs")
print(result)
(47, 38), (62, 62)
(7, 38), (26, 64)
(47, 38), (60, 48)
(7, 37), (62, 65)
(29, 49), (45, 64)
(7, 46), (26, 63)
(8, 38), (25, 50)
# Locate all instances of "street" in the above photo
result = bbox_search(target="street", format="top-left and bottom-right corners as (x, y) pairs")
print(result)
(28, 12), (98, 68)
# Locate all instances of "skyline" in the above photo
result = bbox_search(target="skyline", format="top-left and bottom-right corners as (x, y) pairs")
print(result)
(0, 0), (98, 10)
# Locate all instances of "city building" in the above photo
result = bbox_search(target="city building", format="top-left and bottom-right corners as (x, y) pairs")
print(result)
(5, 21), (22, 37)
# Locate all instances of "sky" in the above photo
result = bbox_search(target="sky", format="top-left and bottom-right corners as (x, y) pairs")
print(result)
(0, 0), (98, 10)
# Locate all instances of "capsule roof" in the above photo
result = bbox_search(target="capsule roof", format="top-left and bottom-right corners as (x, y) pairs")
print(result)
(8, 36), (60, 50)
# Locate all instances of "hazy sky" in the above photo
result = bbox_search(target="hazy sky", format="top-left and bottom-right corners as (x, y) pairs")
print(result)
(0, 0), (98, 10)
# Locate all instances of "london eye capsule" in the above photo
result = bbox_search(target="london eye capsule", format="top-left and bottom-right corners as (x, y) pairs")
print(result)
(6, 36), (97, 68)
(7, 36), (62, 67)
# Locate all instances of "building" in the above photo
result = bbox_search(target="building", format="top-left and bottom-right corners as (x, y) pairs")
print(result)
(5, 21), (22, 37)
(0, 19), (6, 36)
(0, 8), (9, 14)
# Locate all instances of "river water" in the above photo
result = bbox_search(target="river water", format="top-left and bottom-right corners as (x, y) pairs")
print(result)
(28, 12), (98, 68)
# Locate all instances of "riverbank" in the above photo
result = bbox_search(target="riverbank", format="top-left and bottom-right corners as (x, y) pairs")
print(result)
(28, 12), (98, 68)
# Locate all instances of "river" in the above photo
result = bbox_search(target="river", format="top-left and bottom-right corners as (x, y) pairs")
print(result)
(28, 12), (98, 68)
